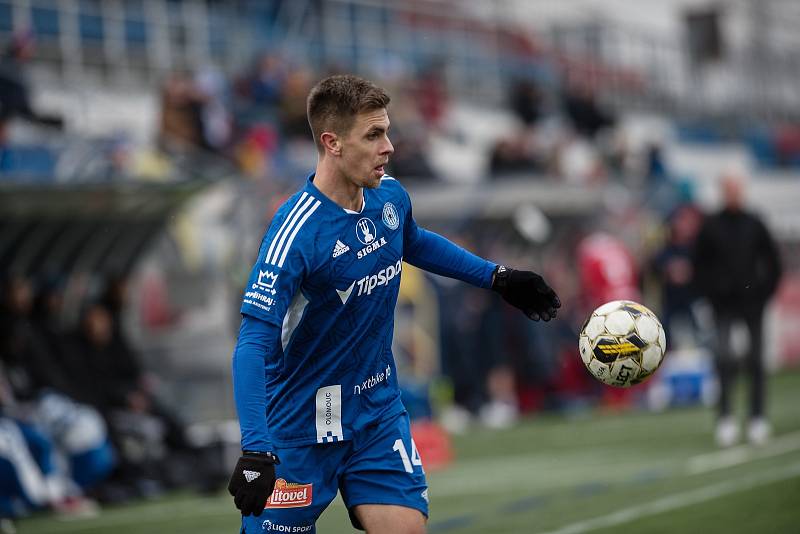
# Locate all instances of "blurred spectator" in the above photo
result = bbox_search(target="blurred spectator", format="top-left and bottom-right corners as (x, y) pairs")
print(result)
(577, 232), (640, 311)
(0, 278), (114, 519)
(0, 276), (73, 399)
(0, 32), (63, 144)
(158, 72), (207, 154)
(510, 78), (544, 127)
(437, 279), (502, 430)
(651, 203), (703, 346)
(194, 66), (233, 152)
(644, 143), (668, 184)
(69, 303), (147, 411)
(29, 276), (88, 398)
(412, 63), (448, 129)
(100, 275), (131, 336)
(0, 413), (98, 521)
(576, 231), (640, 408)
(561, 79), (615, 140)
(775, 124), (800, 168)
(239, 53), (287, 108)
(234, 124), (279, 179)
(692, 174), (782, 447)
(278, 67), (312, 139)
(66, 300), (223, 498)
(489, 132), (540, 175)
(27, 392), (116, 493)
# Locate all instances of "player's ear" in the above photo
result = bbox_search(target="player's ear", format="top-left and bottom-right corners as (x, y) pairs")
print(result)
(320, 132), (341, 157)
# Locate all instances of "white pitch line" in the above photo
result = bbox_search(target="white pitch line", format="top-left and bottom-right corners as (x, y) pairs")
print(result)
(538, 461), (800, 534)
(687, 430), (800, 474)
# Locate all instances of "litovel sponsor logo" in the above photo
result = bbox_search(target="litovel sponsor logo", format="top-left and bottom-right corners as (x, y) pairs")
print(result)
(265, 479), (313, 508)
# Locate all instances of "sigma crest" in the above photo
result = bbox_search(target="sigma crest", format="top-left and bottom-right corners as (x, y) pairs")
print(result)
(356, 218), (377, 245)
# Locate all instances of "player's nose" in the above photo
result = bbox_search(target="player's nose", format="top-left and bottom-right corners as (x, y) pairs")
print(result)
(381, 136), (394, 156)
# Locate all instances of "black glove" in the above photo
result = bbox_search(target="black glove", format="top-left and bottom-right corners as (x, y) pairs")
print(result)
(228, 451), (280, 516)
(491, 265), (561, 321)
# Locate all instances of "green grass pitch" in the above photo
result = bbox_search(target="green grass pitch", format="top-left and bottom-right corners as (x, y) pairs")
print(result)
(19, 370), (800, 533)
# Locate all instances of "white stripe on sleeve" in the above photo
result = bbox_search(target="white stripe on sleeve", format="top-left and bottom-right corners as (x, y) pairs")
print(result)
(277, 200), (321, 267)
(267, 194), (315, 265)
(264, 192), (308, 265)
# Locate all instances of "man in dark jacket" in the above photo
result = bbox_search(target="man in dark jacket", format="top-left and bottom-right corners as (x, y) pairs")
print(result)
(693, 174), (782, 447)
(0, 33), (63, 143)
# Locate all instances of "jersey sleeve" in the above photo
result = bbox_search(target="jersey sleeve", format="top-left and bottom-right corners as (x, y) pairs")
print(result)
(240, 192), (321, 326)
(231, 314), (280, 451)
(396, 180), (496, 288)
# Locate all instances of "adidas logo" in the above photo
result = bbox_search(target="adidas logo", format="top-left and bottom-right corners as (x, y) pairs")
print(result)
(243, 470), (260, 483)
(332, 240), (350, 258)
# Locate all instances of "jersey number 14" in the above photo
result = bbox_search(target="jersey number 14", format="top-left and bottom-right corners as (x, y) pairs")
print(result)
(392, 438), (423, 473)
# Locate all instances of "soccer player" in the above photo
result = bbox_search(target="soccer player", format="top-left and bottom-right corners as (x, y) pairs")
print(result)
(228, 74), (560, 533)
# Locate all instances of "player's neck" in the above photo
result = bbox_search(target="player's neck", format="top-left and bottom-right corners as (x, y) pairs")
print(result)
(314, 163), (364, 213)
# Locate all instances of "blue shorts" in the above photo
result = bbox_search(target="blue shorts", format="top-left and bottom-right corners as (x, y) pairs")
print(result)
(241, 411), (428, 533)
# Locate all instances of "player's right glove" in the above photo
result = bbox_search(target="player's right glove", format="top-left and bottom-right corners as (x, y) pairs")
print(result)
(491, 265), (561, 321)
(227, 451), (280, 516)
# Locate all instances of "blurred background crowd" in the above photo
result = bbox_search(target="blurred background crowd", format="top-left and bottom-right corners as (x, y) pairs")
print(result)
(0, 0), (799, 527)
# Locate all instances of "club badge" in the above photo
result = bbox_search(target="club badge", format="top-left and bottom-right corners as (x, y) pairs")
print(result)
(382, 202), (399, 230)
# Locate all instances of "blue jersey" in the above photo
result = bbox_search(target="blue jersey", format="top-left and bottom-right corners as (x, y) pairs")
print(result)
(236, 174), (495, 449)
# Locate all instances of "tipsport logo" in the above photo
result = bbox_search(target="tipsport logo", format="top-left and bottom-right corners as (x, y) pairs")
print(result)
(336, 258), (403, 305)
(355, 259), (402, 297)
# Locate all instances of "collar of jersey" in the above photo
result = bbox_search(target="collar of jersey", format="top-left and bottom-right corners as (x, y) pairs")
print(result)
(306, 172), (367, 215)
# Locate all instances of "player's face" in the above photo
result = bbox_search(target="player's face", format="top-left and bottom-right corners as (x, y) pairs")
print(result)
(339, 108), (394, 189)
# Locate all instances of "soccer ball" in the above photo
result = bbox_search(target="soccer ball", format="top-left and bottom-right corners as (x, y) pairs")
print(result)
(579, 300), (666, 388)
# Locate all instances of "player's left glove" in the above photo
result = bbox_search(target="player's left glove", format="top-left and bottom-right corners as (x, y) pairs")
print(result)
(228, 451), (280, 516)
(491, 265), (561, 321)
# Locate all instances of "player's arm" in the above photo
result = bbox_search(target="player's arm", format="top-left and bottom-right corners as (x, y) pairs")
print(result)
(404, 222), (496, 288)
(228, 193), (319, 516)
(228, 314), (281, 517)
(231, 314), (278, 453)
(403, 200), (560, 321)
